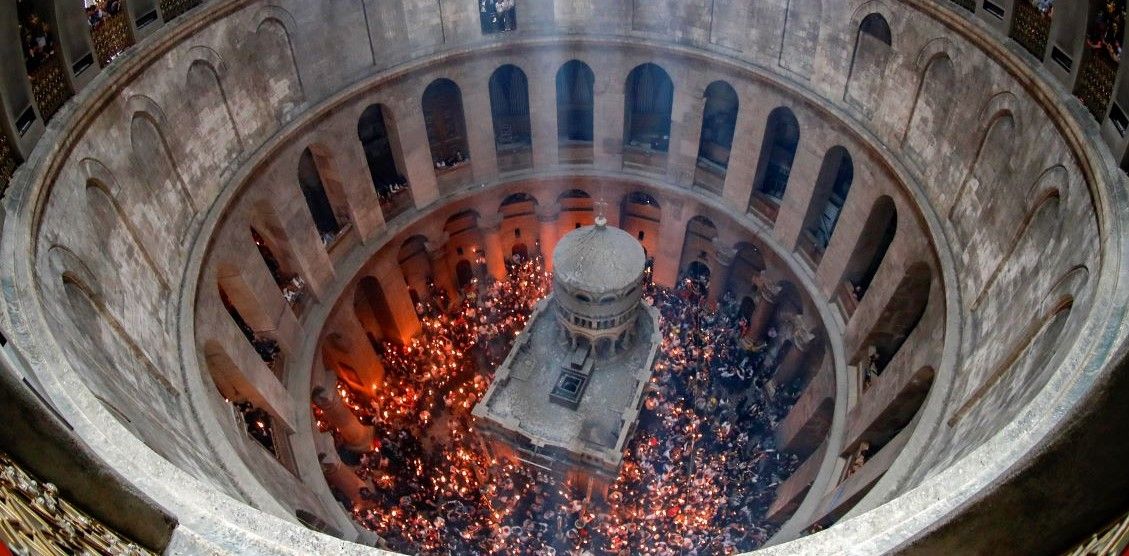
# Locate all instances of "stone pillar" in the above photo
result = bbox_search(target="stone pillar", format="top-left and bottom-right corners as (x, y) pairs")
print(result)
(321, 457), (371, 503)
(706, 242), (736, 306)
(313, 386), (374, 453)
(462, 71), (499, 182)
(528, 62), (559, 170)
(537, 204), (561, 271)
(316, 131), (385, 242)
(392, 97), (440, 208)
(372, 254), (422, 342)
(426, 237), (459, 302)
(480, 214), (508, 281)
(747, 273), (782, 341)
(652, 199), (688, 288)
(667, 83), (705, 187)
(774, 315), (817, 388)
(593, 68), (625, 171)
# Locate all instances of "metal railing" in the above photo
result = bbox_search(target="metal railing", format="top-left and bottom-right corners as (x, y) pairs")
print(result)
(160, 0), (201, 22)
(27, 53), (73, 123)
(1009, 1), (1051, 61)
(0, 133), (17, 197)
(91, 10), (135, 68)
(1074, 49), (1119, 120)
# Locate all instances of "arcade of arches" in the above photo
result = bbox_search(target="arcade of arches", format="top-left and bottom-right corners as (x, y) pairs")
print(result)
(0, 1), (1128, 555)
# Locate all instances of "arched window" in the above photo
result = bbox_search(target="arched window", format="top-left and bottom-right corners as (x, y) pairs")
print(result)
(298, 147), (341, 242)
(358, 104), (413, 220)
(695, 81), (739, 194)
(489, 65), (532, 172)
(679, 216), (718, 286)
(855, 262), (931, 386)
(422, 78), (470, 189)
(904, 54), (956, 169)
(556, 60), (595, 151)
(750, 107), (800, 219)
(354, 276), (397, 342)
(846, 14), (893, 116)
(799, 147), (854, 263)
(623, 64), (674, 155)
(839, 196), (897, 315)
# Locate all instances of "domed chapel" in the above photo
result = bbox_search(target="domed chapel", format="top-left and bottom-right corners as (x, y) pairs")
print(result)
(0, 0), (1128, 554)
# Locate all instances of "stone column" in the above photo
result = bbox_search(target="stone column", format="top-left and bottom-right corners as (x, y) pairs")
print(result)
(528, 61), (559, 170)
(372, 253), (422, 342)
(593, 67), (625, 171)
(461, 70), (499, 182)
(667, 83), (705, 188)
(479, 213), (508, 281)
(537, 204), (561, 270)
(313, 386), (375, 453)
(321, 130), (385, 243)
(706, 242), (736, 306)
(773, 315), (817, 387)
(426, 236), (459, 302)
(391, 96), (440, 208)
(652, 199), (688, 287)
(747, 272), (782, 341)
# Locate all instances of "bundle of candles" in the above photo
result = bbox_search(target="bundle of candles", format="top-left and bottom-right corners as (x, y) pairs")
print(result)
(319, 258), (803, 554)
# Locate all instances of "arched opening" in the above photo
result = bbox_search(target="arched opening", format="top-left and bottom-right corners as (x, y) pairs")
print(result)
(727, 242), (766, 299)
(422, 78), (471, 191)
(845, 13), (893, 116)
(838, 196), (897, 318)
(556, 60), (595, 164)
(358, 104), (412, 220)
(397, 236), (433, 304)
(798, 146), (854, 265)
(558, 189), (594, 229)
(854, 262), (932, 392)
(904, 54), (956, 169)
(298, 147), (343, 244)
(218, 282), (283, 377)
(849, 366), (935, 458)
(489, 64), (532, 172)
(695, 80), (739, 194)
(679, 216), (718, 294)
(455, 260), (474, 289)
(620, 191), (662, 258)
(749, 107), (800, 221)
(623, 63), (674, 171)
(353, 276), (398, 344)
(511, 242), (529, 261)
(249, 226), (306, 310)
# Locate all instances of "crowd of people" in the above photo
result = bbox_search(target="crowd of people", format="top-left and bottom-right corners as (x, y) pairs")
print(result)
(85, 0), (124, 28)
(317, 255), (803, 555)
(1085, 0), (1126, 62)
(18, 3), (55, 71)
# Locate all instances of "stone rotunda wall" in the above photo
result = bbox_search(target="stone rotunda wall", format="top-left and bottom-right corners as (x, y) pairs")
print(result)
(0, 1), (1124, 554)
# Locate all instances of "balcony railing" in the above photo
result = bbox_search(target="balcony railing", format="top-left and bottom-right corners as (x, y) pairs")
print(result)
(91, 11), (135, 67)
(160, 0), (201, 22)
(1010, 1), (1051, 61)
(0, 133), (17, 197)
(28, 53), (73, 122)
(1074, 49), (1119, 120)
